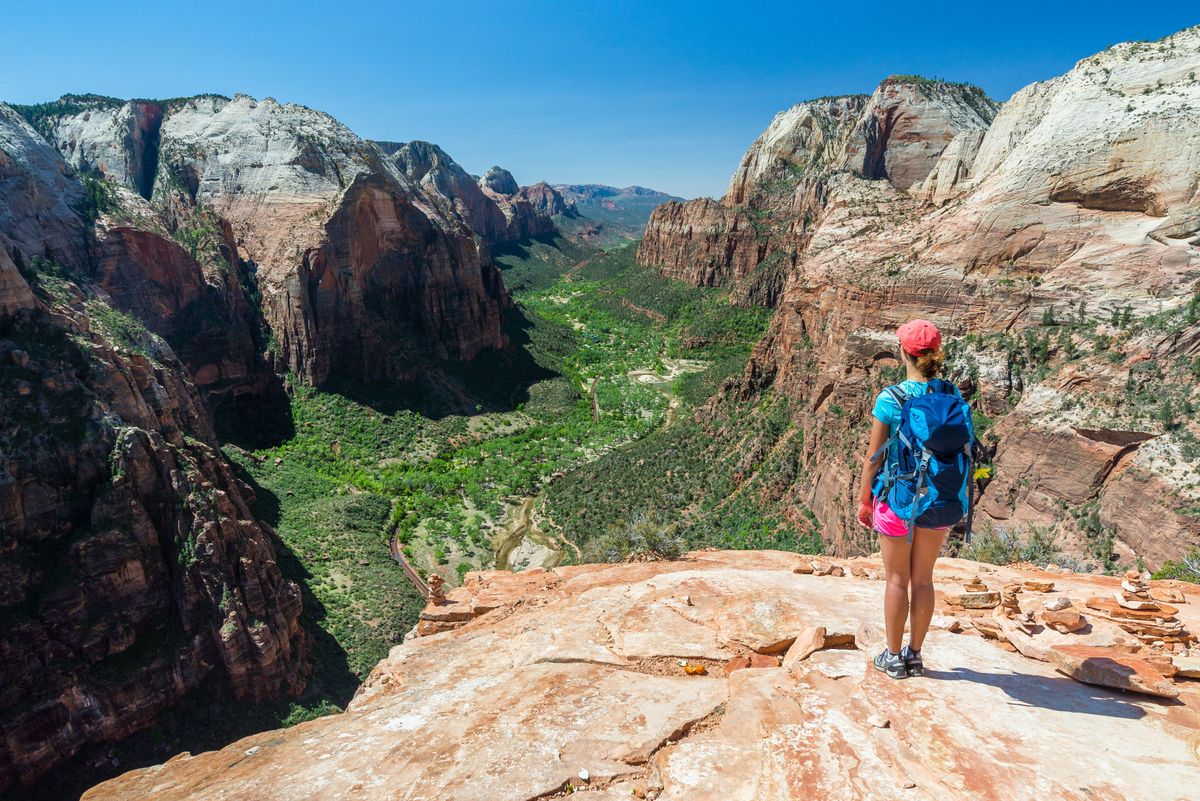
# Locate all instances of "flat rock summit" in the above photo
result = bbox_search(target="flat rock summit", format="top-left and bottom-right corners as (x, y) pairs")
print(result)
(85, 551), (1199, 801)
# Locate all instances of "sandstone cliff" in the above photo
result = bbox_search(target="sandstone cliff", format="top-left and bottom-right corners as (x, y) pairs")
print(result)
(29, 94), (512, 387)
(477, 165), (565, 241)
(640, 28), (1200, 567)
(0, 105), (306, 796)
(82, 551), (1200, 800)
(382, 142), (568, 246)
(637, 80), (996, 291)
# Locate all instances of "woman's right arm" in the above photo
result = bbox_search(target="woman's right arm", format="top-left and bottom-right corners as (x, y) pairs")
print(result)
(856, 418), (890, 528)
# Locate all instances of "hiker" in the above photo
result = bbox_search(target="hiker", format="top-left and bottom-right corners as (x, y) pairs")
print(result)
(856, 319), (975, 679)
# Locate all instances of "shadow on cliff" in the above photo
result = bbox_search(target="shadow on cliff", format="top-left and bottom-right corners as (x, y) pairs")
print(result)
(231, 465), (362, 705)
(212, 380), (297, 450)
(926, 667), (1176, 718)
(325, 307), (559, 420)
(28, 470), (359, 801)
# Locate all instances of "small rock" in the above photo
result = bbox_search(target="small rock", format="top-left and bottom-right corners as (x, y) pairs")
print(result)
(867, 713), (890, 729)
(1114, 591), (1160, 611)
(793, 562), (814, 575)
(244, 746), (260, 756)
(1049, 645), (1180, 698)
(902, 781), (917, 789)
(1151, 587), (1185, 604)
(724, 656), (751, 675)
(11, 349), (29, 367)
(1143, 654), (1178, 678)
(1040, 607), (1087, 633)
(1172, 655), (1200, 678)
(812, 562), (833, 576)
(930, 614), (962, 633)
(274, 457), (283, 465)
(1043, 596), (1072, 612)
(945, 590), (1000, 610)
(783, 626), (828, 668)
(1023, 580), (1055, 592)
(578, 769), (589, 782)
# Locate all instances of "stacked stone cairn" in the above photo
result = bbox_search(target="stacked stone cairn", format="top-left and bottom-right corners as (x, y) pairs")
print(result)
(1085, 570), (1192, 651)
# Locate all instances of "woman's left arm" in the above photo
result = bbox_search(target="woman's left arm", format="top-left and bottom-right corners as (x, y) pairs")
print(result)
(856, 418), (891, 528)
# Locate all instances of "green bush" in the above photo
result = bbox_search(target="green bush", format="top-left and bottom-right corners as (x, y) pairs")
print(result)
(957, 524), (1061, 567)
(578, 513), (685, 563)
(1151, 550), (1200, 584)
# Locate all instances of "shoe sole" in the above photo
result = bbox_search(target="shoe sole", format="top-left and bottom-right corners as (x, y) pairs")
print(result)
(872, 660), (908, 680)
(906, 665), (924, 677)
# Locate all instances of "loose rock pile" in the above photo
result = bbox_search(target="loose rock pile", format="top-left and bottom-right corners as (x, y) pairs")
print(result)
(1085, 570), (1191, 649)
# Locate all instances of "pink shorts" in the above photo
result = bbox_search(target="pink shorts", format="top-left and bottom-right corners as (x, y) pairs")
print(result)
(873, 498), (951, 538)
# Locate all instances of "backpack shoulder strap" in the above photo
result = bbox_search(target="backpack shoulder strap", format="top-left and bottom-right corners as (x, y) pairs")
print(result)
(885, 384), (909, 408)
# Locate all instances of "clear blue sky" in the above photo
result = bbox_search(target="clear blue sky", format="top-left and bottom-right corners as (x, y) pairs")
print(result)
(2, 2), (1195, 198)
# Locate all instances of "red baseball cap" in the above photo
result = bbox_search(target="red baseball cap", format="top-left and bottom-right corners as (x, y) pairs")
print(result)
(897, 319), (942, 356)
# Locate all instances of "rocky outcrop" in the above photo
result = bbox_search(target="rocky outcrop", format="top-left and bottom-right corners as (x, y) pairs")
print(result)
(480, 165), (519, 196)
(703, 27), (1200, 563)
(0, 105), (305, 796)
(283, 171), (510, 382)
(382, 140), (509, 243)
(477, 166), (564, 241)
(383, 143), (568, 246)
(28, 94), (512, 387)
(633, 198), (765, 287)
(638, 79), (997, 290)
(38, 96), (164, 199)
(836, 78), (997, 191)
(82, 551), (1200, 800)
(519, 181), (570, 217)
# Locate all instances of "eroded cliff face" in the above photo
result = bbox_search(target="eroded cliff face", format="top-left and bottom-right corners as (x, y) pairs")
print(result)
(34, 94), (512, 387)
(477, 166), (565, 241)
(660, 29), (1200, 565)
(81, 551), (1200, 801)
(637, 80), (995, 291)
(0, 105), (306, 796)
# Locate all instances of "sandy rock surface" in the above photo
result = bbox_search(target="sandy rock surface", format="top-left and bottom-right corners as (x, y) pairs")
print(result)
(84, 551), (1200, 801)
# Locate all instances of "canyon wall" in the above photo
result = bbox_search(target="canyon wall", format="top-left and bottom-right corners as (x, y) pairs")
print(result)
(33, 95), (513, 388)
(0, 104), (306, 796)
(643, 30), (1200, 566)
(637, 82), (996, 291)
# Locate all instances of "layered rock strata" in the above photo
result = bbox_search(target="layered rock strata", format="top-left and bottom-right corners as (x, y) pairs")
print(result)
(0, 105), (306, 796)
(83, 551), (1200, 801)
(641, 28), (1200, 564)
(30, 95), (513, 387)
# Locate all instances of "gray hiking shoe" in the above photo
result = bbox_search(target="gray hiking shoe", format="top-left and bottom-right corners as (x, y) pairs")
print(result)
(872, 648), (907, 679)
(901, 645), (924, 677)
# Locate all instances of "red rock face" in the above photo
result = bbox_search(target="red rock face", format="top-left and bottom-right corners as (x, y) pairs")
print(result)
(639, 31), (1200, 566)
(638, 80), (994, 290)
(277, 174), (509, 385)
(1, 102), (306, 797)
(636, 199), (765, 288)
(92, 222), (270, 404)
(0, 301), (306, 796)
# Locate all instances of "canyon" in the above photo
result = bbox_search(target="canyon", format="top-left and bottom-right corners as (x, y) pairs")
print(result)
(2, 21), (1199, 801)
(638, 29), (1200, 566)
(0, 91), (580, 796)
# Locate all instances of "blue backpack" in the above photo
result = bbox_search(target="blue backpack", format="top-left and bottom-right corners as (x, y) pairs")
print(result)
(872, 379), (975, 543)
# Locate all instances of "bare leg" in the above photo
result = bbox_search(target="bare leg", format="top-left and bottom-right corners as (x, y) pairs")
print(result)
(877, 534), (912, 654)
(907, 527), (948, 652)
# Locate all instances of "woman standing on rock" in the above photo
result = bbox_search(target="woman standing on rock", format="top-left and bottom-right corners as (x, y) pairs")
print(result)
(856, 319), (975, 679)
